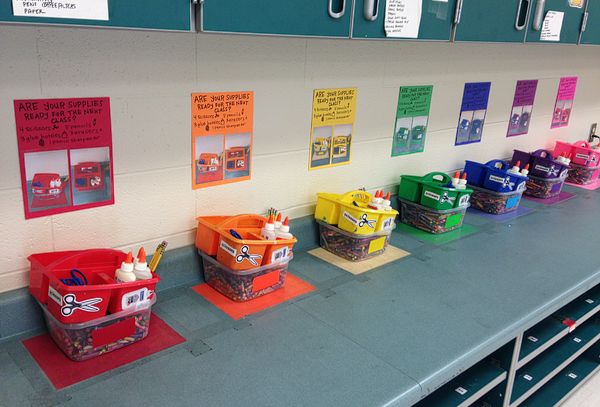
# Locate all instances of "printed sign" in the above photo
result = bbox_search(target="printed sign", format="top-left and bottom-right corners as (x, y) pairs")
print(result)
(12, 0), (109, 20)
(192, 91), (253, 189)
(384, 0), (422, 38)
(121, 288), (150, 310)
(551, 77), (578, 129)
(309, 88), (357, 170)
(392, 85), (433, 156)
(540, 11), (564, 42)
(507, 80), (538, 137)
(14, 97), (115, 219)
(455, 82), (491, 146)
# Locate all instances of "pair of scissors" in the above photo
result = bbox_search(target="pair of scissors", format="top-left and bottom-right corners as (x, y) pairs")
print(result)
(236, 245), (262, 266)
(358, 214), (376, 229)
(60, 294), (102, 317)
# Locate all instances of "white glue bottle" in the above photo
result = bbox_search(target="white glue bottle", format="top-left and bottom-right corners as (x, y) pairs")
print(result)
(508, 160), (521, 175)
(276, 217), (294, 239)
(261, 215), (277, 240)
(451, 171), (461, 189)
(274, 213), (283, 230)
(115, 252), (136, 283)
(457, 172), (468, 190)
(368, 191), (380, 210)
(382, 192), (392, 211)
(134, 247), (153, 280)
(521, 164), (530, 177)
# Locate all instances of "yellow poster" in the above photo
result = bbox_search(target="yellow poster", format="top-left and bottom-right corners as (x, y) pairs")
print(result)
(309, 88), (357, 170)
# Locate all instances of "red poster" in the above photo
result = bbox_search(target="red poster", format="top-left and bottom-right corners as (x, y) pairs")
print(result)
(14, 97), (115, 219)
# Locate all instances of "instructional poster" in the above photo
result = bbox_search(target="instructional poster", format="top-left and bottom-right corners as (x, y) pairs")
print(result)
(309, 88), (357, 170)
(392, 85), (433, 157)
(455, 82), (491, 146)
(551, 77), (578, 129)
(507, 80), (538, 137)
(14, 97), (115, 219)
(191, 91), (253, 189)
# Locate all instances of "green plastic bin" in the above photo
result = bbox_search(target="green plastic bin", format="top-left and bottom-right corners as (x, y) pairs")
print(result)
(398, 175), (424, 203)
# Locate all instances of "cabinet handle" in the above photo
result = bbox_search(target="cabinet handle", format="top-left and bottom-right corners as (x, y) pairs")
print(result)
(581, 11), (589, 32)
(515, 0), (530, 31)
(532, 0), (546, 31)
(328, 0), (346, 19)
(453, 0), (464, 25)
(363, 0), (379, 21)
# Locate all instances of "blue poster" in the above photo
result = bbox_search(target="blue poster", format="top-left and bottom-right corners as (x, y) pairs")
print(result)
(455, 82), (491, 146)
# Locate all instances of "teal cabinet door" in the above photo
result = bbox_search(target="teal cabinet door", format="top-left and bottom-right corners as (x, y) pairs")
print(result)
(0, 0), (193, 31)
(580, 0), (600, 44)
(201, 0), (351, 37)
(352, 0), (457, 40)
(526, 0), (585, 44)
(454, 0), (530, 42)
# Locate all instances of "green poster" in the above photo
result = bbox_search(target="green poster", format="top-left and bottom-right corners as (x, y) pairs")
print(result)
(391, 85), (433, 157)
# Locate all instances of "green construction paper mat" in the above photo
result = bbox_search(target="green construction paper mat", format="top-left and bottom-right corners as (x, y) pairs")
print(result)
(396, 223), (480, 245)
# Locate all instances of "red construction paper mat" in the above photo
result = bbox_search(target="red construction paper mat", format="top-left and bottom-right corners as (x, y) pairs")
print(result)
(22, 314), (185, 389)
(192, 273), (316, 320)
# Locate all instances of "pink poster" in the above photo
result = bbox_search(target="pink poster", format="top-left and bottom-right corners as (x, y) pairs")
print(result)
(14, 97), (115, 219)
(551, 77), (578, 129)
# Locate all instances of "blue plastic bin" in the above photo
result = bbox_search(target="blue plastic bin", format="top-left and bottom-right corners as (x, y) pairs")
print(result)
(482, 160), (528, 193)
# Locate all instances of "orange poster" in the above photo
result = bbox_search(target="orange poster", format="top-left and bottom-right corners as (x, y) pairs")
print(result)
(191, 91), (253, 189)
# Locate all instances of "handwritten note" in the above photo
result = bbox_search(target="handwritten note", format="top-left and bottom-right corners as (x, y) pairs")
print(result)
(384, 0), (422, 38)
(309, 88), (357, 170)
(12, 0), (109, 20)
(14, 97), (115, 219)
(540, 11), (564, 42)
(191, 91), (254, 189)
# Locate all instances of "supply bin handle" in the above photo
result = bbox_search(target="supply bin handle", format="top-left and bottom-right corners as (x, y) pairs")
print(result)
(532, 0), (546, 31)
(515, 0), (531, 31)
(363, 0), (379, 21)
(328, 0), (346, 19)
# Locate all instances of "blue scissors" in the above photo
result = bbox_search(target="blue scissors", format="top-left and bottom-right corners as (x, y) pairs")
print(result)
(60, 294), (102, 317)
(236, 245), (262, 266)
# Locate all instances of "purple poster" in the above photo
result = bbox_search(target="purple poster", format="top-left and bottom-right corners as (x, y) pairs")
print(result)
(551, 76), (578, 129)
(507, 80), (538, 137)
(455, 82), (491, 146)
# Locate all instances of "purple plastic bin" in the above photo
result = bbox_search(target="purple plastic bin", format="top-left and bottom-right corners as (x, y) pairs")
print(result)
(511, 150), (533, 168)
(512, 149), (569, 179)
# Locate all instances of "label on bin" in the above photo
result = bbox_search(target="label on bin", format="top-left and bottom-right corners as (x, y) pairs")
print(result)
(573, 337), (582, 343)
(576, 153), (590, 160)
(423, 190), (441, 201)
(534, 164), (559, 177)
(271, 247), (289, 263)
(454, 387), (468, 395)
(527, 336), (538, 343)
(252, 270), (281, 293)
(489, 175), (514, 190)
(121, 287), (150, 311)
(523, 374), (533, 381)
(219, 240), (237, 257)
(568, 373), (578, 379)
(368, 236), (387, 254)
(458, 194), (470, 207)
(48, 286), (62, 305)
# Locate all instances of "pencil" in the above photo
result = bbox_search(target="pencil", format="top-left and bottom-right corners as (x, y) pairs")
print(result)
(149, 241), (168, 272)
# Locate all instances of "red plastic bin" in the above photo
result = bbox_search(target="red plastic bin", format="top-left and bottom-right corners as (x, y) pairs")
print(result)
(28, 249), (160, 324)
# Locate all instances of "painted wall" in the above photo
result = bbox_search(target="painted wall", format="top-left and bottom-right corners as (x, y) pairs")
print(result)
(1, 25), (599, 292)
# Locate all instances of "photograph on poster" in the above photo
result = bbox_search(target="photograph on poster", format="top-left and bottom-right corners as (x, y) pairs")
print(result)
(331, 124), (352, 165)
(24, 150), (71, 212)
(70, 147), (112, 206)
(224, 133), (251, 179)
(310, 126), (332, 168)
(195, 135), (224, 185)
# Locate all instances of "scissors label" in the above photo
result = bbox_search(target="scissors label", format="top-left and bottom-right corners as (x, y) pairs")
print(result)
(48, 286), (62, 305)
(60, 293), (102, 317)
(235, 245), (262, 266)
(219, 239), (237, 257)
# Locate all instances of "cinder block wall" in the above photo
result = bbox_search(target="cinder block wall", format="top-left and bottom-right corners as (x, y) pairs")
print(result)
(1, 25), (598, 292)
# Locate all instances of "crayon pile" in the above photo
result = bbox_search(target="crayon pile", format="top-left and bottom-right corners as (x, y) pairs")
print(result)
(469, 186), (523, 215)
(200, 251), (289, 302)
(318, 221), (390, 262)
(44, 304), (152, 361)
(399, 199), (466, 234)
(566, 163), (600, 185)
(525, 174), (567, 199)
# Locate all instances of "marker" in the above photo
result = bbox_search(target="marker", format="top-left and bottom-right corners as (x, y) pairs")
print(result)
(148, 241), (168, 272)
(230, 229), (243, 239)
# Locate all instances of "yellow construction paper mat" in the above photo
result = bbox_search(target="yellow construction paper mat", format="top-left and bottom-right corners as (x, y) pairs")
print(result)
(308, 246), (410, 275)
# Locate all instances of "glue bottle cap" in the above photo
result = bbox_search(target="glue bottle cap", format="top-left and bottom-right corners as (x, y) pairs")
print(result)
(280, 217), (290, 233)
(121, 252), (134, 273)
(265, 215), (275, 231)
(135, 247), (148, 271)
(454, 171), (460, 180)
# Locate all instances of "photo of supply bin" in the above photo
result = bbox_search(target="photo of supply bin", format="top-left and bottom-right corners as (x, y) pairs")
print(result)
(398, 198), (468, 234)
(39, 297), (155, 361)
(524, 174), (568, 199)
(28, 249), (160, 324)
(31, 173), (67, 200)
(198, 250), (291, 302)
(314, 190), (398, 235)
(318, 221), (391, 262)
(73, 162), (103, 191)
(554, 140), (600, 167)
(468, 185), (524, 215)
(512, 149), (569, 179)
(566, 163), (600, 185)
(195, 214), (296, 271)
